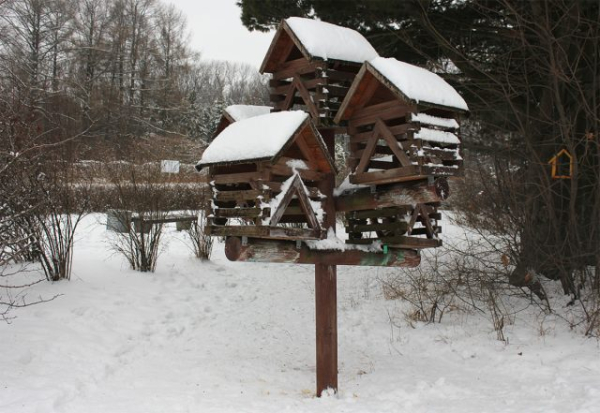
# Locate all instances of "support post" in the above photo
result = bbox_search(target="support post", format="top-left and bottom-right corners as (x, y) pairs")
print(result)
(315, 157), (337, 396)
(315, 262), (337, 396)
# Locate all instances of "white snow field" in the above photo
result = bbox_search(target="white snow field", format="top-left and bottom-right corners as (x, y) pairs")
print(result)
(1, 215), (599, 413)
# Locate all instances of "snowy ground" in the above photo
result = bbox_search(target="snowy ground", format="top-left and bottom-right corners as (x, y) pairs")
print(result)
(1, 215), (599, 413)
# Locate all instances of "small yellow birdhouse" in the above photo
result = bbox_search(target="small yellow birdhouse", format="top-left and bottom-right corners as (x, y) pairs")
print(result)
(549, 149), (573, 179)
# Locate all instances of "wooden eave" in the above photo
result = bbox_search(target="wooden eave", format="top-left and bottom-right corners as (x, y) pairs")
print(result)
(272, 118), (337, 174)
(335, 62), (469, 123)
(213, 112), (236, 139)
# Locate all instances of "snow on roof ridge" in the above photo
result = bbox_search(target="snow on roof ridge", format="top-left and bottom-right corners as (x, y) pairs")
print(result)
(369, 57), (469, 112)
(225, 105), (272, 122)
(197, 111), (309, 166)
(285, 17), (379, 63)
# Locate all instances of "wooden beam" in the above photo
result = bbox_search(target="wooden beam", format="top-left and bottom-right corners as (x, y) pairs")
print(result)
(293, 76), (319, 119)
(214, 189), (267, 203)
(375, 119), (413, 167)
(334, 178), (449, 212)
(349, 166), (420, 185)
(224, 237), (421, 267)
(354, 134), (379, 175)
(347, 235), (442, 249)
(213, 208), (265, 219)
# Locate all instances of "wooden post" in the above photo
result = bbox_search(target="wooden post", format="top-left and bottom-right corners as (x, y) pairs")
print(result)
(315, 262), (337, 396)
(315, 147), (337, 396)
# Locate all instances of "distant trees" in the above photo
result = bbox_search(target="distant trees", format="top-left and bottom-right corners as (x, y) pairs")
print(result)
(0, 0), (269, 159)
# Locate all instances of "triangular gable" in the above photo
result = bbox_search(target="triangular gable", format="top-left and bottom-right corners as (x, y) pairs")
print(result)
(269, 173), (321, 230)
(354, 119), (412, 176)
(260, 17), (378, 74)
(335, 58), (469, 123)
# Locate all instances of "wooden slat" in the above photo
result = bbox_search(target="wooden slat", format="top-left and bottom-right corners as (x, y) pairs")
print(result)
(346, 221), (408, 234)
(213, 208), (265, 219)
(346, 207), (407, 220)
(421, 147), (461, 161)
(212, 170), (270, 185)
(367, 159), (400, 170)
(268, 226), (325, 240)
(205, 225), (269, 237)
(214, 189), (267, 203)
(347, 236), (442, 249)
(350, 166), (420, 185)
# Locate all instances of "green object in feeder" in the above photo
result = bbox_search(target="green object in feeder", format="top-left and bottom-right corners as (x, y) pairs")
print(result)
(383, 245), (388, 254)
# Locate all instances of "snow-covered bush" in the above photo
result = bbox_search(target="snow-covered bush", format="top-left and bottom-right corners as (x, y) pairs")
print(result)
(106, 165), (169, 272)
(185, 209), (213, 261)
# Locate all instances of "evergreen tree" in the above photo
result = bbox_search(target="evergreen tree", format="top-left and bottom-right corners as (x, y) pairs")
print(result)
(238, 0), (600, 296)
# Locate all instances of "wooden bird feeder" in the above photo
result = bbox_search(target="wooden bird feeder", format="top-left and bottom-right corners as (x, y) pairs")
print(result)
(196, 110), (336, 241)
(332, 57), (469, 251)
(260, 17), (378, 128)
(549, 148), (573, 179)
(196, 17), (472, 399)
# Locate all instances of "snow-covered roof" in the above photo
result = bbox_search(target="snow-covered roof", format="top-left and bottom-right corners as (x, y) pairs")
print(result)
(261, 17), (379, 73)
(224, 105), (272, 122)
(285, 17), (379, 64)
(369, 57), (469, 112)
(197, 111), (309, 167)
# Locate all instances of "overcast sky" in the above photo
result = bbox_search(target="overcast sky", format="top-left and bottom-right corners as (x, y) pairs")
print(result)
(165, 0), (274, 69)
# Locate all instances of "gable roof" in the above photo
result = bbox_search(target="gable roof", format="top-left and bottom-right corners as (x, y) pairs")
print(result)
(260, 17), (378, 73)
(196, 111), (335, 172)
(336, 57), (469, 122)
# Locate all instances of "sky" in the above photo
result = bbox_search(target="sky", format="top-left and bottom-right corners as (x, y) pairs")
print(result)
(165, 0), (275, 69)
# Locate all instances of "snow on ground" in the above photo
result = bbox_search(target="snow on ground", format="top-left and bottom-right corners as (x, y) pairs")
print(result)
(1, 215), (599, 413)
